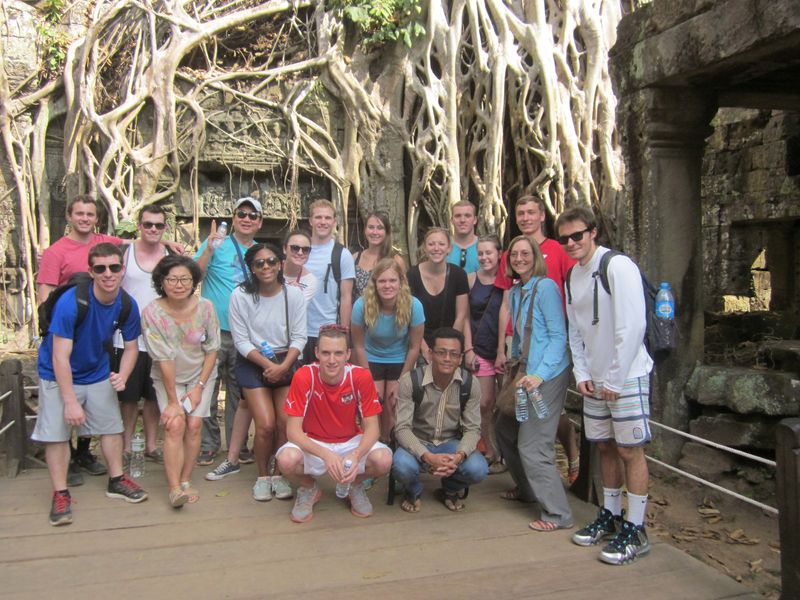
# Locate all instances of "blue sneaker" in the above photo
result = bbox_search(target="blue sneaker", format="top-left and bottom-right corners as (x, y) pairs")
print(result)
(205, 459), (240, 481)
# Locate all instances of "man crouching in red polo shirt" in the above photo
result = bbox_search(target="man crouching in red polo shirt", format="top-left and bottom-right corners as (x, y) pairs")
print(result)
(276, 325), (392, 523)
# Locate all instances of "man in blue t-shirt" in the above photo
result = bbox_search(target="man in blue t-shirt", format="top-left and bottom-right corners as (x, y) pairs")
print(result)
(33, 243), (148, 526)
(446, 200), (479, 273)
(194, 196), (262, 466)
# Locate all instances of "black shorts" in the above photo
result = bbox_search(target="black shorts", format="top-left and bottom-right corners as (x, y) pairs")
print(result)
(234, 355), (298, 391)
(112, 349), (156, 403)
(368, 362), (404, 381)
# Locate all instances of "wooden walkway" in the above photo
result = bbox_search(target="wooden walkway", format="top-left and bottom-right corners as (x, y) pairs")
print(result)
(1, 464), (758, 599)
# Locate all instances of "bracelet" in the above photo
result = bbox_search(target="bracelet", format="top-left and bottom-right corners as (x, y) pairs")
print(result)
(197, 380), (206, 388)
(464, 347), (474, 353)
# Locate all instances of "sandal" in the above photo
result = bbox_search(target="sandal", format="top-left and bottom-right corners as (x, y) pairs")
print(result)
(180, 481), (200, 504)
(169, 488), (189, 508)
(488, 458), (508, 475)
(568, 458), (579, 485)
(528, 519), (572, 532)
(500, 487), (533, 502)
(436, 488), (466, 512)
(400, 493), (422, 513)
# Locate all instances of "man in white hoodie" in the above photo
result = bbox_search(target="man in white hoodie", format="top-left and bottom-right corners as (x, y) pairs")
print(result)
(556, 206), (653, 566)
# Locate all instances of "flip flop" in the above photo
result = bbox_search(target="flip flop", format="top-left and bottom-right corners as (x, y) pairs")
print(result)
(436, 488), (466, 512)
(528, 519), (573, 532)
(400, 493), (421, 513)
(181, 481), (200, 504)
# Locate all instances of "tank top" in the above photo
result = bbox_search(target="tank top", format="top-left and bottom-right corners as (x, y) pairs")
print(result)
(469, 277), (502, 360)
(115, 243), (167, 351)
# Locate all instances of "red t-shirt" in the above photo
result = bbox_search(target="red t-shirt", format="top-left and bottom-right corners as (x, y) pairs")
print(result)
(37, 233), (122, 286)
(285, 364), (382, 443)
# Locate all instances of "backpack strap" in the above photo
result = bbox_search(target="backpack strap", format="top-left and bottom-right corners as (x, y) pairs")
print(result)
(410, 364), (425, 407)
(458, 367), (472, 412)
(592, 250), (622, 325)
(73, 279), (92, 337)
(410, 364), (472, 413)
(323, 241), (345, 322)
(565, 265), (575, 305)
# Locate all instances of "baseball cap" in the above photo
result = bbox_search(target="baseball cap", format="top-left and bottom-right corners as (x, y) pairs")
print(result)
(233, 196), (263, 214)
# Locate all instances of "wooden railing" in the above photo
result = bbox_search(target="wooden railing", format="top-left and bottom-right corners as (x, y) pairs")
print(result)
(776, 418), (799, 600)
(0, 358), (28, 477)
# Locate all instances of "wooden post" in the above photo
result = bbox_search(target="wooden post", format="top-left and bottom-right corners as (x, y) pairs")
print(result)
(571, 413), (603, 506)
(776, 418), (800, 600)
(0, 359), (27, 477)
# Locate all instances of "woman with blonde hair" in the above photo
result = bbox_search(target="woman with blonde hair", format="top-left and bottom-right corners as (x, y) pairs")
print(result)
(407, 227), (470, 362)
(351, 258), (425, 439)
(352, 212), (406, 301)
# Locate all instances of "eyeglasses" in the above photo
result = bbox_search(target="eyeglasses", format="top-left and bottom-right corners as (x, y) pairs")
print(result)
(432, 349), (463, 359)
(90, 263), (123, 274)
(141, 221), (166, 230)
(253, 257), (280, 269)
(557, 228), (592, 245)
(288, 244), (311, 255)
(164, 276), (193, 286)
(235, 210), (261, 221)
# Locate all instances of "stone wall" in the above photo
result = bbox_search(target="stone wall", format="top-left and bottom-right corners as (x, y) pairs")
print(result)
(702, 108), (800, 313)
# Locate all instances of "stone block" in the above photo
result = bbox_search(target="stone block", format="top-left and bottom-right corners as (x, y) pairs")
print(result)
(689, 413), (777, 450)
(678, 441), (736, 481)
(759, 340), (800, 375)
(704, 311), (798, 344)
(685, 365), (800, 416)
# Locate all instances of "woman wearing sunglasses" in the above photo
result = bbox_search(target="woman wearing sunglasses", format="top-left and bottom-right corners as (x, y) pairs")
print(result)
(282, 229), (317, 305)
(407, 227), (469, 363)
(494, 236), (573, 532)
(466, 235), (505, 470)
(351, 212), (406, 301)
(210, 243), (307, 502)
(351, 259), (424, 441)
(141, 255), (220, 507)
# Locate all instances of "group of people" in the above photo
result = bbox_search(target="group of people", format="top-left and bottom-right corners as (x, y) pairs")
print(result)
(32, 192), (654, 566)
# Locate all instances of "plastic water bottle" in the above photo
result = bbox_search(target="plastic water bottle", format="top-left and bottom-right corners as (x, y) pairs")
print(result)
(655, 282), (675, 320)
(336, 459), (353, 498)
(529, 388), (549, 419)
(130, 430), (145, 478)
(260, 341), (278, 362)
(212, 221), (228, 249)
(515, 386), (529, 422)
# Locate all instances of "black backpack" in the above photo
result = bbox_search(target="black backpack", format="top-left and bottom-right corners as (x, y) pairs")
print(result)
(322, 241), (345, 320)
(409, 364), (473, 411)
(38, 272), (134, 347)
(565, 250), (677, 357)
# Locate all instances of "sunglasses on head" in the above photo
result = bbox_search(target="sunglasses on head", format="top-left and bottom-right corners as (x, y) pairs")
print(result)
(319, 323), (349, 333)
(90, 263), (123, 274)
(253, 257), (281, 269)
(141, 221), (166, 230)
(556, 228), (592, 245)
(288, 244), (311, 255)
(236, 210), (260, 221)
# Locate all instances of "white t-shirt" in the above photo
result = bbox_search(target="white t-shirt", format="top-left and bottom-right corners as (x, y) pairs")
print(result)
(305, 238), (355, 337)
(284, 270), (318, 307)
(566, 246), (653, 393)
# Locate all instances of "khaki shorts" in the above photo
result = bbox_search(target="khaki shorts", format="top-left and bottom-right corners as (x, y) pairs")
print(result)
(32, 379), (122, 443)
(152, 376), (217, 418)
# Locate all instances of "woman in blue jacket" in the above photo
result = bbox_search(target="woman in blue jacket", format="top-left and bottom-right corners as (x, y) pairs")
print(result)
(495, 235), (573, 532)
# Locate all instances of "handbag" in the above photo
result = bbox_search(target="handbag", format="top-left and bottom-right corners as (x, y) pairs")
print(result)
(496, 278), (542, 417)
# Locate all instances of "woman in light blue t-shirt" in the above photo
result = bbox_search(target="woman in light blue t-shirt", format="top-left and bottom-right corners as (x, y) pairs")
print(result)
(351, 259), (425, 440)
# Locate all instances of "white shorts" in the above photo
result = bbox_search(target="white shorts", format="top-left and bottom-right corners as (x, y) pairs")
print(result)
(276, 435), (391, 477)
(152, 376), (217, 418)
(583, 375), (651, 447)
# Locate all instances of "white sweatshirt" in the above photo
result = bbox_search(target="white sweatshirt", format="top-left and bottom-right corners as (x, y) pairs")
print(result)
(566, 246), (653, 393)
(228, 284), (307, 358)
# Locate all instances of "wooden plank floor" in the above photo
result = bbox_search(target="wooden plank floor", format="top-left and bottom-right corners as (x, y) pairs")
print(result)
(0, 463), (758, 599)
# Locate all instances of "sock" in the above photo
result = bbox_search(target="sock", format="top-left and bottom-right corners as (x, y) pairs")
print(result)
(110, 475), (123, 484)
(603, 487), (622, 516)
(626, 492), (648, 526)
(77, 437), (91, 455)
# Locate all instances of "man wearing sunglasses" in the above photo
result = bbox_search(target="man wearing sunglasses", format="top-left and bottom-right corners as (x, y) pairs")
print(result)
(393, 327), (487, 513)
(556, 207), (653, 566)
(112, 204), (171, 466)
(37, 195), (183, 485)
(33, 243), (149, 526)
(194, 196), (263, 466)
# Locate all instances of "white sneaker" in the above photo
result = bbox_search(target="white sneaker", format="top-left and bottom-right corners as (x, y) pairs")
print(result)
(271, 476), (294, 500)
(253, 477), (272, 501)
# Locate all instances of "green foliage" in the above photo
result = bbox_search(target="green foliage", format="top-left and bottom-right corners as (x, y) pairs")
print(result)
(327, 0), (425, 48)
(115, 219), (138, 238)
(36, 0), (69, 78)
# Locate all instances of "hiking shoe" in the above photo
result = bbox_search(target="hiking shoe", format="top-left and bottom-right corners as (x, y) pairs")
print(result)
(145, 448), (164, 464)
(196, 450), (217, 466)
(106, 474), (148, 503)
(599, 520), (651, 565)
(271, 476), (293, 500)
(205, 459), (240, 481)
(253, 477), (272, 501)
(49, 490), (73, 526)
(291, 484), (321, 523)
(67, 461), (84, 487)
(572, 507), (621, 547)
(238, 449), (255, 464)
(75, 451), (107, 476)
(348, 483), (373, 518)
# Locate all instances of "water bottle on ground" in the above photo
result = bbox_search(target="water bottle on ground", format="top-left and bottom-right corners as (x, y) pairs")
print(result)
(260, 341), (278, 363)
(130, 429), (145, 478)
(655, 282), (675, 320)
(515, 386), (529, 422)
(212, 221), (228, 249)
(529, 388), (549, 419)
(336, 459), (354, 498)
